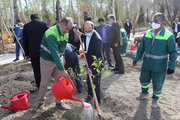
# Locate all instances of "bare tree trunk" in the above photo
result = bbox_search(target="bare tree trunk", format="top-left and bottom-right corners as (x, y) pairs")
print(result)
(53, 0), (56, 20)
(9, 0), (14, 25)
(41, 0), (45, 20)
(19, 0), (28, 23)
(13, 0), (20, 23)
(3, 0), (8, 25)
(100, 0), (103, 17)
(93, 1), (97, 22)
(71, 0), (75, 18)
(24, 0), (29, 16)
(132, 10), (140, 35)
(165, 0), (173, 24)
(112, 0), (116, 21)
(56, 0), (62, 21)
(68, 0), (71, 16)
(77, 0), (81, 26)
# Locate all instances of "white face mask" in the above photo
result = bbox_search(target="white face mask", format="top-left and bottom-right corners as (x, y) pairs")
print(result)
(152, 22), (161, 30)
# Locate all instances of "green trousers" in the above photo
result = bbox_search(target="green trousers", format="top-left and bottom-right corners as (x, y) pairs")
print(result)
(140, 69), (166, 100)
(121, 42), (128, 54)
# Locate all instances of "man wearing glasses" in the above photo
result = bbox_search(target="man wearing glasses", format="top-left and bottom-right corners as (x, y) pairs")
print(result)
(133, 13), (177, 108)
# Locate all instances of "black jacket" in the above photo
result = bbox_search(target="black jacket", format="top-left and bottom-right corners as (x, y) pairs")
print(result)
(23, 19), (49, 57)
(124, 22), (132, 32)
(109, 23), (121, 46)
(83, 31), (104, 74)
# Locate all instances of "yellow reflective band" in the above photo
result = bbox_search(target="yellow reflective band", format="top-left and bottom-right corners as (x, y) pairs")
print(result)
(153, 93), (161, 97)
(141, 84), (150, 89)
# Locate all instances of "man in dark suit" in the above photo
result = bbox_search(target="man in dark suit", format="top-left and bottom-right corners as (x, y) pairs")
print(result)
(23, 13), (49, 88)
(96, 18), (114, 67)
(108, 14), (124, 74)
(82, 21), (104, 104)
(172, 18), (180, 48)
(124, 19), (132, 40)
(64, 43), (82, 93)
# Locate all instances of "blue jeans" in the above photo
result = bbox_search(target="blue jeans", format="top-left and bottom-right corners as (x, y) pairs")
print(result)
(15, 40), (25, 59)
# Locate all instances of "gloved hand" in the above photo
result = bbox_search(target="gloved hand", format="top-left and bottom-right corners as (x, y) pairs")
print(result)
(133, 60), (137, 66)
(167, 69), (174, 74)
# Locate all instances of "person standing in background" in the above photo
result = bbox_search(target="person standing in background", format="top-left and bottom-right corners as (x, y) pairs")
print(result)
(108, 14), (125, 74)
(23, 13), (49, 89)
(124, 19), (132, 40)
(172, 18), (180, 50)
(96, 18), (114, 67)
(13, 22), (25, 61)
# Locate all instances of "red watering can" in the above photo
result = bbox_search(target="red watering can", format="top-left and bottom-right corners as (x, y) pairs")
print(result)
(52, 75), (83, 103)
(131, 44), (135, 50)
(0, 91), (30, 112)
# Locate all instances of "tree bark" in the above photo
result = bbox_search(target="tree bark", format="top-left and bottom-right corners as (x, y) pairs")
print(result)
(8, 0), (14, 25)
(13, 0), (20, 23)
(53, 0), (56, 20)
(3, 0), (8, 25)
(112, 0), (116, 21)
(77, 0), (81, 26)
(132, 9), (140, 35)
(93, 1), (97, 22)
(19, 0), (28, 23)
(56, 0), (62, 21)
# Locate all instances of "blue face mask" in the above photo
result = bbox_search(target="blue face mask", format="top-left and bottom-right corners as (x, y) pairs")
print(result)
(85, 32), (93, 37)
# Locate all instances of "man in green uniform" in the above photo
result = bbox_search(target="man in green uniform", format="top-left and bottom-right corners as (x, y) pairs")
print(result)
(121, 28), (128, 57)
(38, 17), (73, 109)
(133, 13), (177, 107)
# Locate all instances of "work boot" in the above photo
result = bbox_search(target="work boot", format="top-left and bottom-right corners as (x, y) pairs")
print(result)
(151, 99), (158, 108)
(109, 64), (115, 68)
(111, 68), (118, 71)
(136, 92), (149, 100)
(13, 58), (19, 62)
(115, 70), (124, 74)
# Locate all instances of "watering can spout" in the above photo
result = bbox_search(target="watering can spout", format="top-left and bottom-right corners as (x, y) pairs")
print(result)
(1, 105), (13, 111)
(70, 96), (83, 103)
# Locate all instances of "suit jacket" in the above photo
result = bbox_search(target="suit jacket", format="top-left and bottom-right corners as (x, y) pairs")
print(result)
(109, 22), (121, 46)
(95, 25), (111, 43)
(124, 22), (132, 32)
(83, 31), (104, 74)
(23, 19), (49, 57)
(172, 22), (180, 33)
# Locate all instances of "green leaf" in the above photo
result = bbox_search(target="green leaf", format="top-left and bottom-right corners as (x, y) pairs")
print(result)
(104, 71), (110, 75)
(92, 55), (97, 60)
(93, 84), (96, 90)
(80, 69), (84, 73)
(96, 69), (100, 73)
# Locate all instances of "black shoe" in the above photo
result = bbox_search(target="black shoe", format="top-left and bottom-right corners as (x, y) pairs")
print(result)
(115, 70), (124, 74)
(13, 58), (19, 62)
(85, 95), (92, 103)
(111, 68), (118, 71)
(109, 64), (115, 67)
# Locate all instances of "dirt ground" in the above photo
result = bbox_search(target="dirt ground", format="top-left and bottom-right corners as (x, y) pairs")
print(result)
(0, 30), (180, 120)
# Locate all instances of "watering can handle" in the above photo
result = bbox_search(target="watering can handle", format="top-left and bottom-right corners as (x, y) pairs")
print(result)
(67, 76), (76, 93)
(57, 74), (76, 93)
(11, 91), (30, 99)
(57, 74), (62, 82)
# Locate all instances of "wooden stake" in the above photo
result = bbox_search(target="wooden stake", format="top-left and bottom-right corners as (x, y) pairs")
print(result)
(79, 34), (102, 117)
(8, 21), (25, 56)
